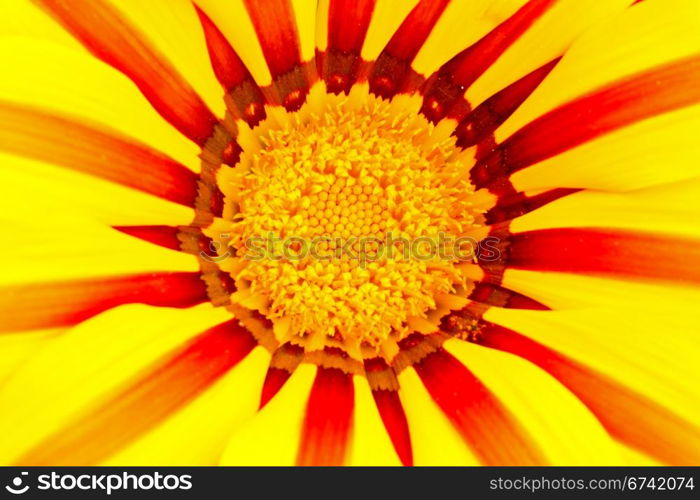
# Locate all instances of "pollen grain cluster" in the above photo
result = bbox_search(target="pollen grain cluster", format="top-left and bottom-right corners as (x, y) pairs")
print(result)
(218, 94), (481, 359)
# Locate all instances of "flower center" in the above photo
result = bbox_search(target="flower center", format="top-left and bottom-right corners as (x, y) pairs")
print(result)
(215, 91), (483, 359)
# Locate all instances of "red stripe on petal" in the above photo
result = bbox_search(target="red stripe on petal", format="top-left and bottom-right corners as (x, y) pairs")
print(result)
(372, 389), (413, 466)
(244, 0), (302, 78)
(507, 228), (700, 284)
(484, 187), (579, 224)
(297, 367), (354, 466)
(243, 0), (311, 110)
(113, 225), (182, 251)
(382, 0), (449, 63)
(0, 273), (207, 332)
(468, 282), (549, 310)
(472, 55), (700, 188)
(414, 349), (547, 465)
(369, 0), (449, 98)
(445, 0), (555, 86)
(259, 343), (303, 408)
(454, 58), (561, 146)
(17, 319), (256, 465)
(259, 367), (292, 409)
(36, 0), (218, 146)
(195, 5), (267, 126)
(477, 322), (700, 465)
(423, 0), (555, 121)
(0, 101), (198, 206)
(195, 5), (252, 89)
(321, 0), (376, 94)
(328, 0), (376, 54)
(363, 357), (412, 465)
(423, 0), (557, 122)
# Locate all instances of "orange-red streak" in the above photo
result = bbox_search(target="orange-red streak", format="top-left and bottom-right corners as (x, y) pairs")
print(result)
(297, 367), (354, 466)
(0, 273), (207, 332)
(472, 55), (700, 188)
(414, 348), (547, 465)
(422, 0), (558, 122)
(0, 101), (199, 207)
(477, 322), (700, 464)
(369, 0), (449, 97)
(259, 367), (292, 409)
(372, 389), (413, 466)
(16, 319), (257, 465)
(195, 5), (266, 127)
(113, 225), (182, 252)
(507, 228), (700, 284)
(327, 0), (376, 55)
(243, 0), (302, 79)
(453, 58), (562, 147)
(35, 0), (219, 146)
(321, 0), (376, 93)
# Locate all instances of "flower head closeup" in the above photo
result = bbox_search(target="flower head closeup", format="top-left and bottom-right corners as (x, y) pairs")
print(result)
(1, 0), (700, 466)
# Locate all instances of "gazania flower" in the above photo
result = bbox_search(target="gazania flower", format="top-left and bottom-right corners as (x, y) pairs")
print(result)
(1, 0), (699, 466)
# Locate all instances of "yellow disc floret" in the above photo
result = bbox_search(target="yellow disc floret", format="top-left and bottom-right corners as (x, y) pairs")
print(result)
(219, 91), (481, 356)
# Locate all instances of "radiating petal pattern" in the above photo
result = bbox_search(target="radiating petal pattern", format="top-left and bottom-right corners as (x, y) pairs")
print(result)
(1, 0), (699, 467)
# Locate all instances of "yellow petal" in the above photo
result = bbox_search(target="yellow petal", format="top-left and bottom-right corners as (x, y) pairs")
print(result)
(467, 0), (630, 107)
(314, 0), (329, 52)
(484, 307), (700, 431)
(502, 269), (700, 312)
(413, 0), (529, 77)
(347, 378), (401, 466)
(511, 171), (700, 236)
(0, 330), (62, 384)
(397, 367), (480, 465)
(445, 338), (622, 465)
(497, 0), (700, 140)
(510, 103), (700, 192)
(107, 0), (225, 118)
(104, 346), (270, 465)
(476, 314), (700, 463)
(0, 216), (196, 287)
(618, 443), (663, 466)
(0, 37), (199, 172)
(360, 0), (420, 62)
(290, 0), (316, 63)
(1, 0), (83, 49)
(0, 303), (233, 464)
(219, 364), (316, 465)
(0, 152), (194, 226)
(195, 0), (273, 86)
